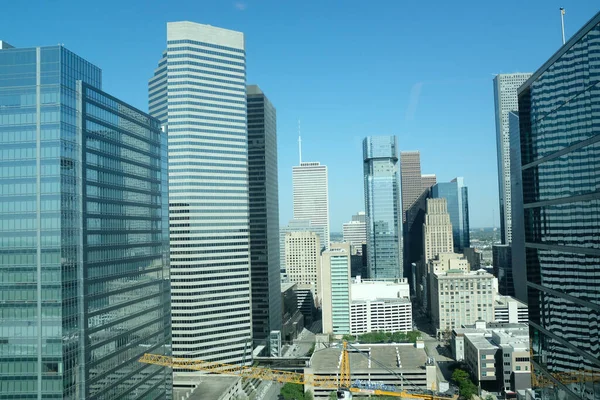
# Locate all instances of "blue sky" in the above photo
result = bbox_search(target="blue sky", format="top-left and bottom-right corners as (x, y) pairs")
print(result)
(2, 0), (598, 230)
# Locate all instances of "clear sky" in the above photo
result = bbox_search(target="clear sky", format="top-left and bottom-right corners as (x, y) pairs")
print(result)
(2, 0), (598, 230)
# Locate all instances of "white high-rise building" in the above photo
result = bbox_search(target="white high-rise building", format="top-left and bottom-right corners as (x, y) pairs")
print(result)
(493, 73), (532, 244)
(149, 22), (252, 365)
(293, 162), (330, 249)
(343, 214), (366, 247)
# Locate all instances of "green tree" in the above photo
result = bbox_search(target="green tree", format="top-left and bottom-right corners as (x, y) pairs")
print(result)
(280, 383), (307, 400)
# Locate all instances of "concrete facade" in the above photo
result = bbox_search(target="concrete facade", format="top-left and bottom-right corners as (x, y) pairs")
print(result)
(293, 162), (330, 249)
(285, 231), (322, 303)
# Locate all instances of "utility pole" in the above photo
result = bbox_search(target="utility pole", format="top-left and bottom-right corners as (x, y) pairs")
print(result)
(560, 8), (566, 45)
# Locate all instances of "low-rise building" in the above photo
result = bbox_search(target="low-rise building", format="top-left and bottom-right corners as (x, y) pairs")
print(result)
(305, 343), (438, 399)
(451, 322), (531, 394)
(494, 295), (528, 324)
(431, 269), (495, 338)
(349, 277), (412, 335)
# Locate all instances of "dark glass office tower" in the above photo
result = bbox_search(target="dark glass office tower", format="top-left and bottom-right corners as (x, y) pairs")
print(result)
(363, 136), (403, 279)
(247, 85), (282, 344)
(431, 178), (470, 252)
(0, 44), (171, 399)
(518, 12), (600, 400)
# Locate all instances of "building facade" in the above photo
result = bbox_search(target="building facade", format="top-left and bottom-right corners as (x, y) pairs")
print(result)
(0, 44), (172, 399)
(517, 12), (600, 399)
(493, 73), (532, 245)
(421, 174), (437, 190)
(149, 21), (253, 365)
(279, 219), (326, 278)
(431, 270), (495, 337)
(404, 188), (430, 294)
(321, 243), (351, 335)
(494, 295), (528, 324)
(431, 178), (470, 252)
(400, 150), (422, 221)
(292, 161), (330, 249)
(492, 244), (514, 296)
(246, 85), (282, 345)
(285, 231), (322, 302)
(363, 136), (403, 279)
(342, 213), (367, 251)
(423, 198), (454, 263)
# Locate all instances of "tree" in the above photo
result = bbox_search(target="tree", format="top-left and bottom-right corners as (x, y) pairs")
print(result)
(281, 383), (308, 400)
(451, 368), (478, 399)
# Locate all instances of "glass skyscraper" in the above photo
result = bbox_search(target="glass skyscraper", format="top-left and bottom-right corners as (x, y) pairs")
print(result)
(363, 136), (403, 279)
(247, 85), (282, 345)
(518, 11), (600, 400)
(431, 177), (470, 253)
(149, 22), (253, 365)
(0, 44), (171, 399)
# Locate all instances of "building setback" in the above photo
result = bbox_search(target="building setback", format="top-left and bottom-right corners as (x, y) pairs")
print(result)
(247, 85), (282, 345)
(492, 73), (532, 245)
(363, 136), (403, 279)
(517, 11), (600, 399)
(0, 44), (171, 399)
(149, 21), (253, 365)
(292, 162), (330, 249)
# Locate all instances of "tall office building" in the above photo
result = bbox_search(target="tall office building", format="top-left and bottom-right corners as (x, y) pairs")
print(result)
(421, 174), (437, 190)
(285, 231), (322, 303)
(279, 219), (326, 276)
(423, 198), (454, 263)
(493, 73), (532, 244)
(404, 188), (430, 294)
(492, 244), (513, 297)
(517, 12), (600, 399)
(352, 211), (366, 223)
(363, 136), (403, 279)
(431, 178), (470, 252)
(400, 151), (422, 221)
(292, 162), (330, 249)
(247, 85), (282, 344)
(149, 22), (253, 365)
(321, 243), (351, 335)
(0, 44), (171, 399)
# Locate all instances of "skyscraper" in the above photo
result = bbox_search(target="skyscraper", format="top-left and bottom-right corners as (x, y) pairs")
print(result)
(423, 198), (454, 263)
(247, 85), (282, 345)
(431, 178), (470, 252)
(517, 12), (600, 399)
(292, 162), (330, 249)
(400, 151), (422, 221)
(285, 231), (322, 303)
(421, 174), (437, 190)
(149, 22), (253, 365)
(279, 219), (326, 277)
(493, 73), (532, 244)
(0, 44), (171, 399)
(363, 136), (403, 279)
(321, 243), (351, 335)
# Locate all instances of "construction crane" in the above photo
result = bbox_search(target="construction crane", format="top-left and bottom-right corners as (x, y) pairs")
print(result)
(139, 341), (458, 400)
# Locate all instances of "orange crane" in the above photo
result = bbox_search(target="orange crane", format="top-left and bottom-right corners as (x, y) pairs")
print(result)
(139, 341), (458, 400)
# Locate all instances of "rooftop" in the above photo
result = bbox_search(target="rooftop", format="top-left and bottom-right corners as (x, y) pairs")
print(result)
(465, 334), (499, 351)
(281, 282), (297, 293)
(310, 343), (427, 372)
(173, 374), (240, 400)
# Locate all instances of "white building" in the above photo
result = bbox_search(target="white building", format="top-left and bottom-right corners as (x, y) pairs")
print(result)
(494, 295), (528, 324)
(493, 73), (532, 244)
(349, 278), (412, 335)
(431, 269), (496, 337)
(293, 162), (330, 249)
(280, 219), (326, 278)
(149, 21), (252, 365)
(342, 213), (366, 251)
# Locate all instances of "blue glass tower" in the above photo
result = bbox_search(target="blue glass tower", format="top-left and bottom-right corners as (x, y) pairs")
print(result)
(363, 136), (403, 279)
(0, 44), (171, 399)
(431, 178), (470, 253)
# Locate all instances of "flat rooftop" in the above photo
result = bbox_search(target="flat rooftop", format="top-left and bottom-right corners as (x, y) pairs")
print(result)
(466, 335), (498, 351)
(281, 282), (296, 292)
(310, 343), (427, 372)
(173, 374), (240, 400)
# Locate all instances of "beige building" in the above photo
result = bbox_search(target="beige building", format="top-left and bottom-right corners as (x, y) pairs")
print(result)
(421, 173), (437, 190)
(431, 269), (496, 338)
(321, 243), (351, 335)
(423, 198), (454, 262)
(285, 231), (322, 303)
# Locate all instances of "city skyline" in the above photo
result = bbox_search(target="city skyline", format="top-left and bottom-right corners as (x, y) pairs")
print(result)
(3, 1), (598, 231)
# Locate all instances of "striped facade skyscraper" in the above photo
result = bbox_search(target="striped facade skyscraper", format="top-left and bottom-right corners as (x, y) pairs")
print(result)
(149, 22), (253, 365)
(400, 151), (422, 222)
(292, 162), (330, 249)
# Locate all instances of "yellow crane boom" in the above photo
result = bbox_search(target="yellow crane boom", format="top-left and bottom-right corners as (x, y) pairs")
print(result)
(139, 341), (458, 400)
